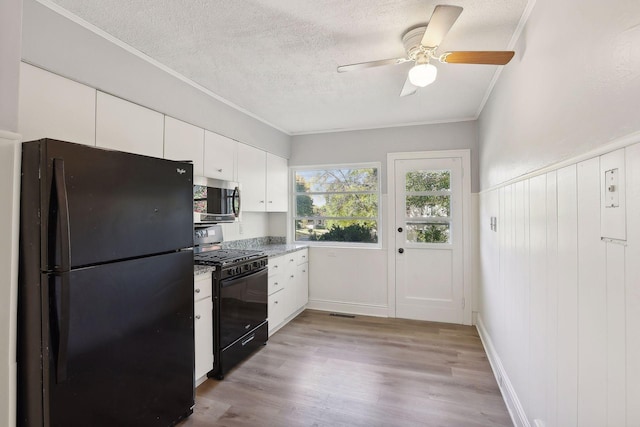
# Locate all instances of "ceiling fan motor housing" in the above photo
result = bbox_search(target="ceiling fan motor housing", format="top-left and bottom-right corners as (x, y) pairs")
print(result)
(402, 26), (429, 60)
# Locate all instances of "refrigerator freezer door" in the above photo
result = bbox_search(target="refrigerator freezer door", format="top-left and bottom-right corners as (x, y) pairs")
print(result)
(46, 251), (194, 426)
(26, 139), (194, 270)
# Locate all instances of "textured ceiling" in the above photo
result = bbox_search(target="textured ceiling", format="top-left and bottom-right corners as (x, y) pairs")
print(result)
(47, 0), (528, 134)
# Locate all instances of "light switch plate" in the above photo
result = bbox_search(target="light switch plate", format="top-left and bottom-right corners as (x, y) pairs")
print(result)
(600, 149), (626, 240)
(605, 168), (619, 207)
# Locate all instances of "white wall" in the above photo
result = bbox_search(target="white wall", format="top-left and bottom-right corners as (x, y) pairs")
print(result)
(0, 1), (22, 425)
(477, 0), (640, 425)
(291, 122), (477, 314)
(21, 0), (290, 158)
(479, 0), (640, 190)
(0, 132), (21, 427)
(0, 0), (22, 132)
(478, 144), (640, 427)
(291, 121), (479, 192)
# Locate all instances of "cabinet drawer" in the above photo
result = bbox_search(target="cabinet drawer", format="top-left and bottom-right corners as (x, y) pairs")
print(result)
(296, 249), (309, 265)
(194, 274), (212, 301)
(284, 249), (308, 268)
(268, 255), (284, 277)
(268, 274), (284, 295)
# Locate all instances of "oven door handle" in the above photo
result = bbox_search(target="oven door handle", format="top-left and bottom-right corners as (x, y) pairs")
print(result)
(220, 266), (267, 288)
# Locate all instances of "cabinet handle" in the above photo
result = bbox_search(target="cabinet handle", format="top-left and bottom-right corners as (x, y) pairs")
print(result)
(268, 201), (273, 203)
(195, 315), (201, 320)
(195, 288), (201, 293)
(290, 275), (295, 278)
(302, 255), (306, 259)
(274, 300), (279, 304)
(260, 200), (265, 203)
(273, 265), (278, 269)
(217, 168), (223, 172)
(302, 270), (306, 273)
(289, 258), (294, 262)
(274, 282), (279, 286)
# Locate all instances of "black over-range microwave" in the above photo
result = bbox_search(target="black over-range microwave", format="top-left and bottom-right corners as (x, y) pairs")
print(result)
(193, 176), (240, 224)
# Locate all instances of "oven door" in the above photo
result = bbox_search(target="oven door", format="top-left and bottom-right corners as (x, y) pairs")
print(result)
(218, 267), (268, 349)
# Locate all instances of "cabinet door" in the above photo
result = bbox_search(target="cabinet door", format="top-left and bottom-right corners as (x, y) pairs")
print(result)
(268, 288), (287, 334)
(266, 153), (288, 212)
(237, 143), (266, 211)
(19, 63), (96, 146)
(96, 92), (164, 158)
(204, 131), (236, 181)
(164, 116), (204, 176)
(194, 298), (213, 381)
(296, 263), (309, 310)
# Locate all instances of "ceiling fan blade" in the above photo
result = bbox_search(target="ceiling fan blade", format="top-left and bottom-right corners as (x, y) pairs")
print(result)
(439, 51), (515, 65)
(337, 57), (410, 73)
(400, 76), (417, 97)
(421, 5), (463, 48)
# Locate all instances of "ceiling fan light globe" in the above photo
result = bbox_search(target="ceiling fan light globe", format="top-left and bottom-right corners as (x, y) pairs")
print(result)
(408, 63), (437, 87)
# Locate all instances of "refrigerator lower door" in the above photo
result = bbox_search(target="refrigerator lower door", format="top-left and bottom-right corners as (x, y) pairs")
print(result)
(45, 251), (194, 427)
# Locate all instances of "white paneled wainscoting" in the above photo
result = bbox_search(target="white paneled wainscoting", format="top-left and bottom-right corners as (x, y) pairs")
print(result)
(477, 136), (640, 427)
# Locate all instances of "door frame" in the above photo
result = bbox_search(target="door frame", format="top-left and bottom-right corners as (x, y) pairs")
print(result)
(386, 150), (472, 325)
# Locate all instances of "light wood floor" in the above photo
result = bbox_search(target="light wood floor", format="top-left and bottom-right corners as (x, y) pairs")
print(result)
(179, 310), (512, 427)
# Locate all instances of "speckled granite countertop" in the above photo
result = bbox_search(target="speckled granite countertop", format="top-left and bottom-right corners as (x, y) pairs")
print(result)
(221, 237), (308, 258)
(192, 238), (308, 276)
(193, 265), (215, 276)
(251, 243), (308, 258)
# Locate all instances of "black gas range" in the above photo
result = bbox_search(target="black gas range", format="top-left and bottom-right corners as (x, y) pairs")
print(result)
(194, 225), (268, 380)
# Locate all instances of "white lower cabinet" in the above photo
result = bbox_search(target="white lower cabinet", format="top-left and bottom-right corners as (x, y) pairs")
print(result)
(193, 272), (213, 385)
(268, 288), (287, 332)
(267, 249), (309, 335)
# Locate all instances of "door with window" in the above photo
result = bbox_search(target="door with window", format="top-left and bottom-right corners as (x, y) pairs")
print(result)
(393, 156), (464, 323)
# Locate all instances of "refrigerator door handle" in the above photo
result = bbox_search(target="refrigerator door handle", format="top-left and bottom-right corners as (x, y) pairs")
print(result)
(52, 158), (71, 272)
(52, 273), (71, 383)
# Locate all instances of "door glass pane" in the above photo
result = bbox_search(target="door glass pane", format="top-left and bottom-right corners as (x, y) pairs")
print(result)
(406, 195), (450, 218)
(406, 223), (450, 243)
(406, 170), (450, 192)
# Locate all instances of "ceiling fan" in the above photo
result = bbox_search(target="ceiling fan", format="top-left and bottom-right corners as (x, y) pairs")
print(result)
(337, 5), (515, 96)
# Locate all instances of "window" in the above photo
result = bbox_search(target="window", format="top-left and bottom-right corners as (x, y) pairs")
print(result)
(293, 164), (380, 245)
(404, 170), (451, 244)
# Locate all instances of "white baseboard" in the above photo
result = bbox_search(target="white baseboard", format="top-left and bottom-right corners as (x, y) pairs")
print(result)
(306, 299), (389, 317)
(476, 314), (529, 427)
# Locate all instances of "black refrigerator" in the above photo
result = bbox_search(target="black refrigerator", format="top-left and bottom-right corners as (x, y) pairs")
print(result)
(17, 139), (195, 427)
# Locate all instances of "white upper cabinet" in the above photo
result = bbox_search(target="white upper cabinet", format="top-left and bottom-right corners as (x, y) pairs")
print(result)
(164, 116), (205, 176)
(266, 153), (288, 212)
(96, 91), (164, 158)
(237, 143), (267, 211)
(204, 131), (236, 181)
(238, 144), (289, 212)
(18, 63), (96, 146)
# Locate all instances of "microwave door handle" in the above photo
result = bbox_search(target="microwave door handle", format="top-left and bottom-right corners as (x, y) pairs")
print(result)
(52, 158), (71, 272)
(233, 186), (240, 217)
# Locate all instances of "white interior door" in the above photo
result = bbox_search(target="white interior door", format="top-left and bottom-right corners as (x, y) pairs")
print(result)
(394, 157), (464, 323)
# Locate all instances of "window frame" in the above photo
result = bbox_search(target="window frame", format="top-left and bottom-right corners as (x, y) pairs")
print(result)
(291, 162), (382, 248)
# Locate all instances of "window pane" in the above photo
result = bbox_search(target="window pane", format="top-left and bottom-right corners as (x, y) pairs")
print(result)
(406, 170), (450, 192)
(296, 194), (378, 218)
(295, 219), (378, 243)
(406, 195), (450, 218)
(295, 168), (378, 192)
(406, 223), (450, 243)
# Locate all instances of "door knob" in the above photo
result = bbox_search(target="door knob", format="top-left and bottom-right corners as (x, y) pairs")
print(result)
(397, 227), (403, 232)
(398, 248), (404, 254)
